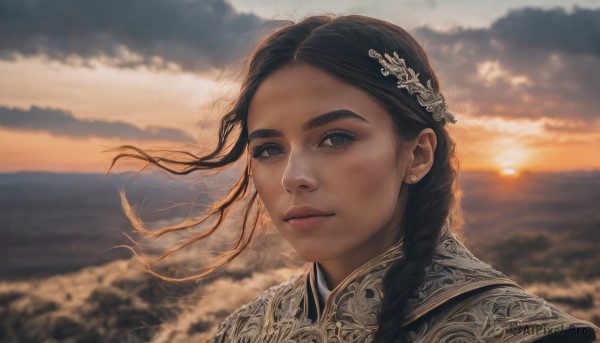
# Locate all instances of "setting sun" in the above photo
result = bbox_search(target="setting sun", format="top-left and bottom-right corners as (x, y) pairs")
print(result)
(500, 167), (520, 177)
(488, 137), (530, 176)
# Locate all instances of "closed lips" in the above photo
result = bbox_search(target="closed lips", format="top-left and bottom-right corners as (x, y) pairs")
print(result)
(289, 214), (333, 220)
(283, 206), (335, 221)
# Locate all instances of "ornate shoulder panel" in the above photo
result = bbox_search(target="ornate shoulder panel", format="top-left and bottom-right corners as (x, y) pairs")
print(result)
(403, 234), (519, 325)
(213, 274), (303, 343)
(405, 285), (600, 343)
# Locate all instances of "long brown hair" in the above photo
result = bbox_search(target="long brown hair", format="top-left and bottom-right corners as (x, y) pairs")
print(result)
(108, 14), (462, 342)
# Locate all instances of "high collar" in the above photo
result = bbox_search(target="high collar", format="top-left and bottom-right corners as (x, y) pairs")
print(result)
(306, 220), (518, 327)
(314, 263), (331, 304)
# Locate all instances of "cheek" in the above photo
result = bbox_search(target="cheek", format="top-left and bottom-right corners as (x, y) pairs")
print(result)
(251, 172), (267, 196)
(332, 142), (402, 216)
(251, 168), (282, 216)
(340, 143), (400, 193)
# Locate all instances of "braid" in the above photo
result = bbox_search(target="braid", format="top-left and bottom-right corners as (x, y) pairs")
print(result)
(374, 127), (458, 343)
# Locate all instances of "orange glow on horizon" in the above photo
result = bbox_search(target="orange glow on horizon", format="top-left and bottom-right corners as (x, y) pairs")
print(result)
(500, 167), (520, 177)
(1, 125), (599, 173)
(0, 128), (216, 173)
(0, 59), (599, 174)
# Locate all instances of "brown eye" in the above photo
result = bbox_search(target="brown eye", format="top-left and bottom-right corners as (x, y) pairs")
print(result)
(251, 129), (356, 160)
(251, 144), (281, 159)
(320, 130), (356, 149)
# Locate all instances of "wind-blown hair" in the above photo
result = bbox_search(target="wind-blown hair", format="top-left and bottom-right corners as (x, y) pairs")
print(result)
(108, 14), (462, 343)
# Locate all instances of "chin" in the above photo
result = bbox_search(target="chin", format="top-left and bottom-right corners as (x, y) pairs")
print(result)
(292, 245), (334, 263)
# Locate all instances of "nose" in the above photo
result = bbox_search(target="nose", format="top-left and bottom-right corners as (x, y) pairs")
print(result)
(281, 148), (318, 193)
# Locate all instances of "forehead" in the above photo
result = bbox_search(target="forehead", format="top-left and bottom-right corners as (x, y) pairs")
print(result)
(247, 64), (391, 132)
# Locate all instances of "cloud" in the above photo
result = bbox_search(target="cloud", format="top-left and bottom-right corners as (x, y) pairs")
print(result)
(0, 0), (280, 73)
(492, 6), (600, 56)
(0, 105), (195, 142)
(414, 6), (600, 124)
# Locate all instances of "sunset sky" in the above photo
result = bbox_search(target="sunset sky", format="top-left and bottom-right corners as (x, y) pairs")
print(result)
(1, 0), (599, 174)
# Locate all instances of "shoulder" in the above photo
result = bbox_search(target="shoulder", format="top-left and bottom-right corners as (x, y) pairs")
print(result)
(407, 285), (600, 343)
(212, 274), (302, 343)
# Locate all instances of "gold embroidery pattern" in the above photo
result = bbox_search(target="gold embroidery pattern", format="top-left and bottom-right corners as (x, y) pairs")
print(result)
(213, 232), (600, 343)
(403, 235), (518, 325)
(406, 285), (600, 343)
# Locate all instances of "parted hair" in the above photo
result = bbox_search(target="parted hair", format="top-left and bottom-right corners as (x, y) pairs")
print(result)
(109, 14), (462, 343)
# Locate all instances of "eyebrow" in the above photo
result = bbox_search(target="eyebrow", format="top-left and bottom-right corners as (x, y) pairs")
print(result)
(248, 109), (368, 143)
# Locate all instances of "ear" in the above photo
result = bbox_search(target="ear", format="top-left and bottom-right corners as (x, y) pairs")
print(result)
(404, 128), (437, 184)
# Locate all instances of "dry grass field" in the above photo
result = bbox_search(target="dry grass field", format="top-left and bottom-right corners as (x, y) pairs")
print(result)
(1, 171), (599, 342)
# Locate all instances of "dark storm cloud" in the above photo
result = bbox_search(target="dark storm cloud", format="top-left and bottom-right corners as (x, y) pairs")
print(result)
(414, 7), (600, 123)
(0, 105), (195, 142)
(0, 0), (275, 72)
(492, 7), (600, 56)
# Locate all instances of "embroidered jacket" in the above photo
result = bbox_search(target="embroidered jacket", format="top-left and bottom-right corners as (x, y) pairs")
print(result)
(213, 226), (600, 342)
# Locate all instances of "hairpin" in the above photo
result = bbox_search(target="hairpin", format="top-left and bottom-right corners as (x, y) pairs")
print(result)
(368, 49), (457, 124)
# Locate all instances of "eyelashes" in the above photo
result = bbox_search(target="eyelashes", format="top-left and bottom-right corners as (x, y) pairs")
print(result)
(251, 129), (357, 160)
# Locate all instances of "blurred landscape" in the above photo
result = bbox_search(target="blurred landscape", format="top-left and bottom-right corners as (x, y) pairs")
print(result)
(1, 170), (599, 342)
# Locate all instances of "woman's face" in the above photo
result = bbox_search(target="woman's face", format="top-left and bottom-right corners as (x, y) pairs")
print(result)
(247, 64), (411, 266)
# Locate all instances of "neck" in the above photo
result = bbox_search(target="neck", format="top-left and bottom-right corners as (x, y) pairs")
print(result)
(318, 212), (404, 289)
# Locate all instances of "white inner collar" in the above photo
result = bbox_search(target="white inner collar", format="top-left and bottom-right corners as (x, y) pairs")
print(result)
(315, 263), (332, 302)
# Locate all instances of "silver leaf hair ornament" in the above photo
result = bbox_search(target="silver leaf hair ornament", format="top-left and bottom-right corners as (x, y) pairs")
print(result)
(368, 49), (457, 124)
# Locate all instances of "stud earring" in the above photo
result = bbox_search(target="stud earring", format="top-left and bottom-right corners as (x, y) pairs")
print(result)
(408, 174), (418, 183)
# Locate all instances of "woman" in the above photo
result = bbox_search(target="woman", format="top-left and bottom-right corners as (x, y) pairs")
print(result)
(110, 15), (599, 342)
